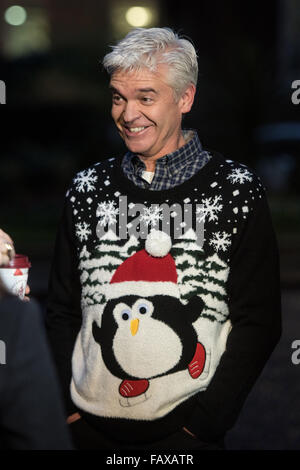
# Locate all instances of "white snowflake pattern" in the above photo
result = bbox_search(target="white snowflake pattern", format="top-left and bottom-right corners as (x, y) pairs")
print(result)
(227, 168), (253, 184)
(209, 231), (231, 252)
(196, 195), (223, 223)
(140, 205), (163, 227)
(96, 200), (119, 226)
(75, 222), (92, 242)
(74, 168), (98, 192)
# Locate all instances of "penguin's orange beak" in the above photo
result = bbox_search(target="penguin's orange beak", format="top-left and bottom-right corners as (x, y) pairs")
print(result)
(130, 318), (139, 336)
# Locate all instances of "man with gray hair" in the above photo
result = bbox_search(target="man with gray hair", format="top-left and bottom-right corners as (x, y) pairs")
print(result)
(46, 27), (281, 450)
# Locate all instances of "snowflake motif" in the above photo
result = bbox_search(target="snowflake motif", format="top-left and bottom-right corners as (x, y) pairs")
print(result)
(140, 205), (163, 227)
(75, 222), (92, 242)
(196, 195), (223, 223)
(96, 200), (119, 226)
(209, 231), (231, 252)
(226, 168), (253, 184)
(74, 168), (98, 192)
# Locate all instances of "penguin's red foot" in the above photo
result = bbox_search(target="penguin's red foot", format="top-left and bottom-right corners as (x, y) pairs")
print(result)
(188, 342), (206, 379)
(119, 379), (149, 397)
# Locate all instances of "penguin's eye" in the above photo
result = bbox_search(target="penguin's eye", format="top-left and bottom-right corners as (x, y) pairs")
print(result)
(112, 303), (132, 325)
(121, 309), (131, 321)
(138, 304), (148, 315)
(132, 299), (154, 317)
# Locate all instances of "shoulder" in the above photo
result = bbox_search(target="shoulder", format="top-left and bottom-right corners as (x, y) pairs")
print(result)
(72, 157), (119, 188)
(65, 156), (120, 199)
(208, 150), (266, 200)
(0, 295), (41, 318)
(200, 151), (268, 241)
(0, 296), (42, 342)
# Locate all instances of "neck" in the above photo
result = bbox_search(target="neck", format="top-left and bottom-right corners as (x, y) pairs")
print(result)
(137, 132), (186, 172)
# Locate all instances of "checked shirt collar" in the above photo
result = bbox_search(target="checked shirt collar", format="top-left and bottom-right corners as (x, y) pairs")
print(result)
(121, 129), (211, 191)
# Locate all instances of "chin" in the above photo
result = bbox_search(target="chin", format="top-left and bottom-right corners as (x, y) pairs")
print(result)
(126, 142), (151, 155)
(129, 148), (148, 156)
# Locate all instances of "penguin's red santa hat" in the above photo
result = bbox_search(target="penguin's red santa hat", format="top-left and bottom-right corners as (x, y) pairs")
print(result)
(106, 230), (180, 300)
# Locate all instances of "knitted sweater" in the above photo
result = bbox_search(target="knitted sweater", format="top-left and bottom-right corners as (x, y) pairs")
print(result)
(46, 149), (281, 444)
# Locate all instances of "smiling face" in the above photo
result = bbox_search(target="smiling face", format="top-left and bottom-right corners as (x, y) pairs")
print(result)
(109, 64), (195, 161)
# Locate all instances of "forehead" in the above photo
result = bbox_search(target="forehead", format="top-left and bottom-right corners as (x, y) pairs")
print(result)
(109, 64), (172, 92)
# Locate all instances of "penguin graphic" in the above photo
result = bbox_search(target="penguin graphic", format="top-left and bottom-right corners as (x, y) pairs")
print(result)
(92, 230), (206, 401)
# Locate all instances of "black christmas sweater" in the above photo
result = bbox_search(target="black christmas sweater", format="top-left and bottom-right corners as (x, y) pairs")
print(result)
(46, 150), (281, 444)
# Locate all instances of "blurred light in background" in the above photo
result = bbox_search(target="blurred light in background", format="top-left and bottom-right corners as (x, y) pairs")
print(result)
(4, 5), (27, 26)
(110, 1), (159, 38)
(255, 122), (300, 143)
(257, 153), (296, 192)
(3, 7), (50, 58)
(125, 6), (152, 27)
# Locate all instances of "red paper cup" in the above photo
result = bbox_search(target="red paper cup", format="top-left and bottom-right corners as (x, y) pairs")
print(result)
(0, 254), (31, 299)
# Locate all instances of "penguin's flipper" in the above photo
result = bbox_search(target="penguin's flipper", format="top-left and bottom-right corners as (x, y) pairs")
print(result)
(92, 320), (102, 345)
(185, 295), (204, 323)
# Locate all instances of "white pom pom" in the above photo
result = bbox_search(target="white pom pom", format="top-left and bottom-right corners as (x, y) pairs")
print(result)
(145, 230), (172, 257)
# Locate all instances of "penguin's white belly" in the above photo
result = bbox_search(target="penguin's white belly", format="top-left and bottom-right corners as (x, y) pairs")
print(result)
(113, 318), (183, 378)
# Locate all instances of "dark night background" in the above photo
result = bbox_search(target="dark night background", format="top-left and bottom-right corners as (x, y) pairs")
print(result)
(0, 0), (300, 450)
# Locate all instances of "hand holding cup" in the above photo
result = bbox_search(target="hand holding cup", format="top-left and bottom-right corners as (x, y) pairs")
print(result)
(0, 229), (31, 300)
(0, 229), (15, 266)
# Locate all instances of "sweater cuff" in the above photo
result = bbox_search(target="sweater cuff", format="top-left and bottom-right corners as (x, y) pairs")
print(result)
(185, 400), (225, 443)
(67, 403), (80, 417)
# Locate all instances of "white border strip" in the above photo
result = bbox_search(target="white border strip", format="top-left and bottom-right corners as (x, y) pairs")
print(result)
(106, 281), (180, 299)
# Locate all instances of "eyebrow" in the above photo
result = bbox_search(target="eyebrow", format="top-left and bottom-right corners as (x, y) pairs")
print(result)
(109, 86), (124, 96)
(109, 86), (158, 95)
(136, 88), (158, 94)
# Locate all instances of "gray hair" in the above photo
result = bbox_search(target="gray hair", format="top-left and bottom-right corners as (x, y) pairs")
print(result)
(102, 27), (198, 100)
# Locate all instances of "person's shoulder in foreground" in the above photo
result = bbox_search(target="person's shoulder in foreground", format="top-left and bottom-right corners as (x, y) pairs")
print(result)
(0, 294), (73, 449)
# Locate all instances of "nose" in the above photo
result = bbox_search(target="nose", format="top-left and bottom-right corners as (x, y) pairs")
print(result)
(122, 100), (140, 124)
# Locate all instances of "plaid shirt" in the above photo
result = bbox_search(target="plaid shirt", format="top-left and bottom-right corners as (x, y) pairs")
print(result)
(121, 129), (211, 191)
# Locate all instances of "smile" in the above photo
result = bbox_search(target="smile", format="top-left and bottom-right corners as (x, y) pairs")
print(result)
(124, 126), (150, 137)
(130, 127), (146, 132)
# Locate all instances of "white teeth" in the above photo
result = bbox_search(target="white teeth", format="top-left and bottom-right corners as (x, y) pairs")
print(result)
(129, 127), (146, 133)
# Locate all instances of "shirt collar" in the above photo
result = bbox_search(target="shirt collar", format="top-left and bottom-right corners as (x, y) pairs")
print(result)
(122, 129), (203, 177)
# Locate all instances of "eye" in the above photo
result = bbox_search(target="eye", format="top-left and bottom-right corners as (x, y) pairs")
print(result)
(112, 94), (123, 104)
(121, 309), (131, 321)
(138, 303), (148, 315)
(141, 97), (152, 104)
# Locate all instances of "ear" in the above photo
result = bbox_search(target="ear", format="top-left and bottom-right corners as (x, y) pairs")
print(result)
(178, 83), (196, 114)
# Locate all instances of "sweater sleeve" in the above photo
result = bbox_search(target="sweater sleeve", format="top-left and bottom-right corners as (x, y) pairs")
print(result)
(45, 192), (82, 416)
(186, 189), (282, 441)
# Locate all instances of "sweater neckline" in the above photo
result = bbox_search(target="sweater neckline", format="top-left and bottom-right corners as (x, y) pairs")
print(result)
(112, 149), (224, 203)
